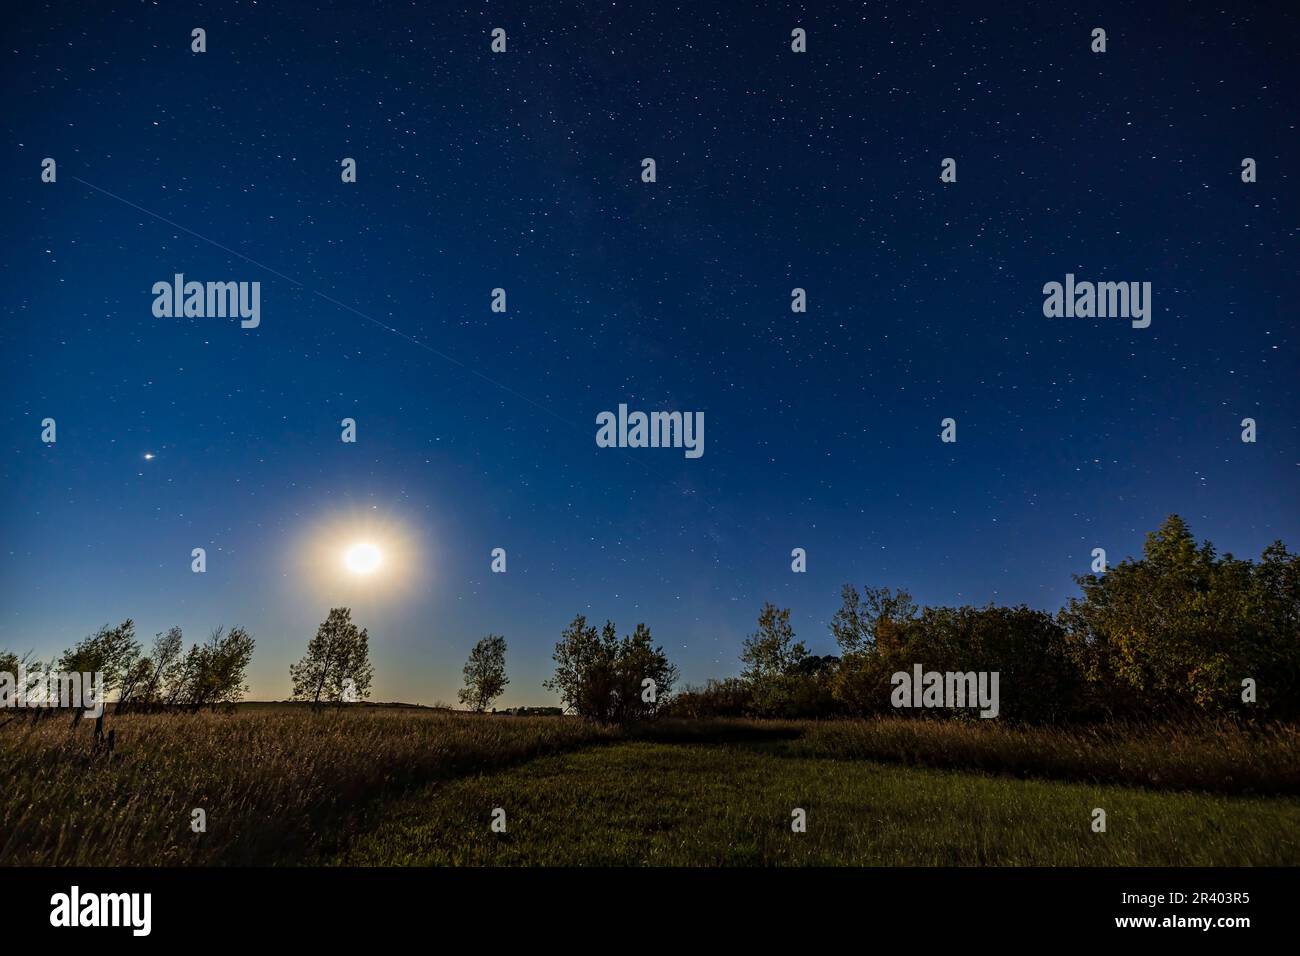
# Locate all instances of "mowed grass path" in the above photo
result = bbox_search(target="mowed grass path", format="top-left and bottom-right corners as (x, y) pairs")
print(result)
(337, 740), (1300, 866)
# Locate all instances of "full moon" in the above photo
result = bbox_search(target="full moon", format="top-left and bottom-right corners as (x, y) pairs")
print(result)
(297, 511), (419, 598)
(344, 542), (383, 575)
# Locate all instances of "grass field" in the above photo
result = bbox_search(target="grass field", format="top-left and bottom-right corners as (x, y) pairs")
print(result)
(336, 738), (1300, 867)
(2, 707), (1297, 866)
(0, 706), (616, 865)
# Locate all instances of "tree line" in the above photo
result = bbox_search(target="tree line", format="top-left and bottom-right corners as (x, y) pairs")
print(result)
(0, 622), (255, 716)
(4, 516), (1294, 725)
(671, 515), (1300, 723)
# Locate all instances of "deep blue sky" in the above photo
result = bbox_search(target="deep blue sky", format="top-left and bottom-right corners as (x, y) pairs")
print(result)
(2, 1), (1296, 706)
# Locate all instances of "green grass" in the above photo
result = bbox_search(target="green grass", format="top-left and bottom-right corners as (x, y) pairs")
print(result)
(336, 739), (1300, 866)
(5, 709), (1296, 865)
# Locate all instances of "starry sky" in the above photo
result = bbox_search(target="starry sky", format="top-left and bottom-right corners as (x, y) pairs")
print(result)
(2, 1), (1296, 706)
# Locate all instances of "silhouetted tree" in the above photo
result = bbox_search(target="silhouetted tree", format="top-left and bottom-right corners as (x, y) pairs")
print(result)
(741, 603), (808, 682)
(175, 626), (256, 711)
(611, 622), (678, 721)
(290, 608), (374, 707)
(57, 620), (140, 696)
(135, 627), (185, 711)
(545, 615), (676, 722)
(458, 634), (509, 712)
(738, 603), (837, 716)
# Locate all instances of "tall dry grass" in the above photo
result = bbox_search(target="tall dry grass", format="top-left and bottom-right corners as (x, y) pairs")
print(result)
(785, 716), (1300, 795)
(0, 706), (615, 865)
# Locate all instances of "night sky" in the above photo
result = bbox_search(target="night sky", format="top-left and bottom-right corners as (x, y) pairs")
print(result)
(2, 1), (1296, 706)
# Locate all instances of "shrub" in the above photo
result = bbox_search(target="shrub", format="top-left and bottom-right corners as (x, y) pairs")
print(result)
(1060, 516), (1300, 719)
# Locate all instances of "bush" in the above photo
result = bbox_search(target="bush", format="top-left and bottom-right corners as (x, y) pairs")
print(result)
(830, 606), (1079, 722)
(662, 678), (754, 719)
(1060, 516), (1300, 720)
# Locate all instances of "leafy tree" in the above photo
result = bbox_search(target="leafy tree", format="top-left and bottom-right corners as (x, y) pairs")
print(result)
(901, 604), (1079, 722)
(458, 634), (509, 712)
(544, 615), (616, 720)
(661, 677), (754, 719)
(738, 603), (839, 717)
(1060, 515), (1300, 718)
(290, 607), (374, 707)
(0, 649), (52, 717)
(0, 649), (32, 708)
(545, 615), (676, 722)
(792, 654), (840, 676)
(136, 627), (185, 710)
(828, 583), (1082, 721)
(741, 603), (808, 682)
(830, 585), (918, 655)
(175, 626), (256, 711)
(57, 620), (141, 695)
(115, 656), (153, 713)
(611, 622), (678, 722)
